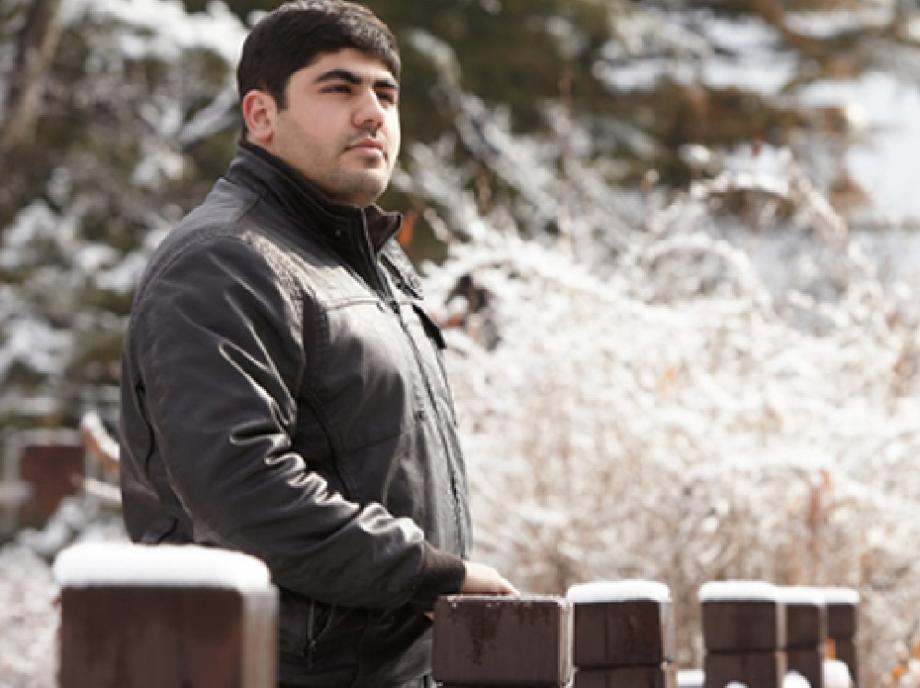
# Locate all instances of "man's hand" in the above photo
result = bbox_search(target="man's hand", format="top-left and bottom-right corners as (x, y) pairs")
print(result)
(425, 561), (519, 621)
(461, 560), (520, 596)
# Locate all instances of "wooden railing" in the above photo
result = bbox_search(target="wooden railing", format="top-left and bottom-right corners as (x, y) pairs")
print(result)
(53, 548), (859, 687)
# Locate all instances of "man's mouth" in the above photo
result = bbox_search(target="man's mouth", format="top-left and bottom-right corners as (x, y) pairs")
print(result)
(347, 137), (386, 158)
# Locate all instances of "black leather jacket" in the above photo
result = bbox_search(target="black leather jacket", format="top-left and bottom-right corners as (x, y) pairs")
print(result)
(119, 142), (472, 687)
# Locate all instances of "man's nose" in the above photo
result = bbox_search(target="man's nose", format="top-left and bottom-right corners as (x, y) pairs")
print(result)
(353, 89), (386, 131)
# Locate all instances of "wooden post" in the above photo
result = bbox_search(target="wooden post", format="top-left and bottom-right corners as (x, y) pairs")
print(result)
(54, 542), (278, 688)
(824, 587), (859, 686)
(432, 594), (573, 686)
(700, 581), (787, 688)
(3, 430), (85, 529)
(19, 443), (83, 524)
(567, 580), (676, 688)
(780, 586), (827, 688)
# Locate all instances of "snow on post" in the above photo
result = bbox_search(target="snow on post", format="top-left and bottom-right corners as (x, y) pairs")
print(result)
(822, 659), (854, 688)
(566, 580), (675, 677)
(701, 581), (787, 688)
(567, 579), (671, 604)
(54, 542), (277, 688)
(821, 588), (859, 686)
(781, 586), (828, 688)
(700, 581), (786, 652)
(679, 669), (706, 688)
(784, 671), (811, 688)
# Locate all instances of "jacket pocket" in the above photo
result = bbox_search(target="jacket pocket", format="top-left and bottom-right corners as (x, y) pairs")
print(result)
(278, 588), (310, 656)
(306, 603), (368, 676)
(279, 588), (367, 675)
(305, 599), (337, 666)
(278, 590), (339, 662)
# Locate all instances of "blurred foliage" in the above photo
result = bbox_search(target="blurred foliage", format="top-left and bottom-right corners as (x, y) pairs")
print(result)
(0, 0), (918, 425)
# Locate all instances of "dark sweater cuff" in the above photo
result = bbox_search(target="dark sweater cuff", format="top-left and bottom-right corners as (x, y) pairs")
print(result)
(409, 543), (466, 611)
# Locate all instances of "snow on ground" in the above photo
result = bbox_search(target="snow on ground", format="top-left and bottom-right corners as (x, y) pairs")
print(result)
(0, 545), (58, 688)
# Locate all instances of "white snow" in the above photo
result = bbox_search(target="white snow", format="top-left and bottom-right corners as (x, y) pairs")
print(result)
(567, 580), (670, 604)
(63, 0), (247, 65)
(53, 542), (271, 592)
(785, 671), (812, 688)
(0, 315), (73, 381)
(0, 546), (58, 688)
(699, 581), (779, 602)
(823, 659), (854, 688)
(821, 587), (860, 605)
(594, 12), (795, 96)
(799, 71), (920, 222)
(95, 250), (153, 294)
(777, 586), (826, 606)
(79, 412), (120, 464)
(786, 9), (891, 39)
(678, 670), (705, 688)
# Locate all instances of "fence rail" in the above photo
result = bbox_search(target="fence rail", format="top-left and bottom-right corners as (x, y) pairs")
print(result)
(53, 542), (859, 688)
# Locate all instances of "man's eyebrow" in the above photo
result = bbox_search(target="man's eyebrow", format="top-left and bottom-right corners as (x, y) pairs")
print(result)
(315, 69), (399, 91)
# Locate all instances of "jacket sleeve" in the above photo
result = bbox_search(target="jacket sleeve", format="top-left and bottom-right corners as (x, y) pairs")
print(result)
(131, 234), (465, 610)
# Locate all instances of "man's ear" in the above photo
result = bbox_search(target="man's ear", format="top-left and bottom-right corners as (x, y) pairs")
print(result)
(241, 89), (277, 145)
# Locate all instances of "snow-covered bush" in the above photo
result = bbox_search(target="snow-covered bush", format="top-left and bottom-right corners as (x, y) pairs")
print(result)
(403, 93), (920, 681)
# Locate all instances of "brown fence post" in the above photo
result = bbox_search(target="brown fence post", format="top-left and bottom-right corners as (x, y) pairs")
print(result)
(54, 542), (278, 688)
(10, 431), (84, 529)
(566, 580), (676, 688)
(780, 586), (827, 688)
(824, 587), (859, 686)
(432, 594), (573, 686)
(700, 581), (787, 688)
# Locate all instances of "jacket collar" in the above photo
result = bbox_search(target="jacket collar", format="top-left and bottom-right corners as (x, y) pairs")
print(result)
(225, 140), (402, 253)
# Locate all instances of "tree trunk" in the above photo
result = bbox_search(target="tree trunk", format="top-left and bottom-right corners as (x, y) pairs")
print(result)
(0, 0), (63, 154)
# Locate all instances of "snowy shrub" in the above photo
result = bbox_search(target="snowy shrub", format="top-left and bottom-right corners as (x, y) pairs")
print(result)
(403, 94), (920, 680)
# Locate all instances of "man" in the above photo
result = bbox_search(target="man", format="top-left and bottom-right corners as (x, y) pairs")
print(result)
(118, 2), (517, 686)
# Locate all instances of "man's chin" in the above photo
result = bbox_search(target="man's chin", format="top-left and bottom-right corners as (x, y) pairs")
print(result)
(329, 173), (390, 207)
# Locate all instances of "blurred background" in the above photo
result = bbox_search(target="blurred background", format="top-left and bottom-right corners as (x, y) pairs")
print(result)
(3, 0), (920, 686)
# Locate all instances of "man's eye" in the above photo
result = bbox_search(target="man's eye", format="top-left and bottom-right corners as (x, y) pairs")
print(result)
(377, 91), (397, 104)
(323, 84), (351, 94)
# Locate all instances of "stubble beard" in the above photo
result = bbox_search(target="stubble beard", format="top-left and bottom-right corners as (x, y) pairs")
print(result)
(330, 169), (390, 207)
(325, 156), (393, 208)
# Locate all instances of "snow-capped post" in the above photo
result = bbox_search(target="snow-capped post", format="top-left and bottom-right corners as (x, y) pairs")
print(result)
(566, 580), (676, 688)
(779, 586), (827, 688)
(432, 595), (573, 686)
(824, 588), (859, 686)
(700, 581), (787, 688)
(53, 542), (278, 688)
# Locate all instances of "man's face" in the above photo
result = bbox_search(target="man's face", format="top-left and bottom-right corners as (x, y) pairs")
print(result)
(251, 48), (401, 208)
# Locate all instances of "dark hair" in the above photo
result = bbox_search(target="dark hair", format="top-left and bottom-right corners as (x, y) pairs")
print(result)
(237, 0), (400, 110)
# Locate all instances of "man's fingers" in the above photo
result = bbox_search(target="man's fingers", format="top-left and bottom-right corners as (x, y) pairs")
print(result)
(461, 560), (519, 596)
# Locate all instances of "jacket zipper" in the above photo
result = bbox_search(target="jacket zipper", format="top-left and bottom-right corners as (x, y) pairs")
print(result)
(306, 599), (317, 667)
(357, 221), (467, 553)
(393, 307), (465, 551)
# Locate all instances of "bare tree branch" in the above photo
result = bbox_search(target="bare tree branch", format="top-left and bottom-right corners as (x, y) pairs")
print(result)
(0, 0), (63, 154)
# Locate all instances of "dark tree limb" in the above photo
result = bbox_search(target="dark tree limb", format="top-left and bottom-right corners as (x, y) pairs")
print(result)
(0, 0), (63, 154)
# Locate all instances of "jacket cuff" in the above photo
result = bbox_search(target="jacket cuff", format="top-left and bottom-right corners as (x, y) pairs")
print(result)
(410, 542), (466, 611)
